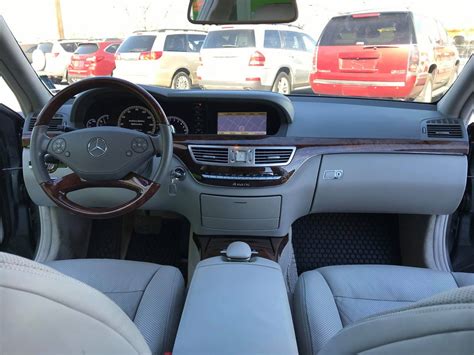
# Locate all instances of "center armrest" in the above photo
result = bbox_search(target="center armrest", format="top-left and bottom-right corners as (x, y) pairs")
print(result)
(173, 256), (298, 355)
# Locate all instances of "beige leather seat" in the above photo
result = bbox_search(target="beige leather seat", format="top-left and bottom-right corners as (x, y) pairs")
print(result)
(0, 252), (185, 355)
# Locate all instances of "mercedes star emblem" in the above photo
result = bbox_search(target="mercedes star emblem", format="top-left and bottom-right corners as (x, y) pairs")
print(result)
(87, 137), (108, 157)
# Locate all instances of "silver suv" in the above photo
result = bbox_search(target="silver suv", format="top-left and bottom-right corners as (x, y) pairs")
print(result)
(113, 29), (206, 90)
(197, 25), (316, 94)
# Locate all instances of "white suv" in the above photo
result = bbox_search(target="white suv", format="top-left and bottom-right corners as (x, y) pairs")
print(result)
(32, 40), (82, 83)
(197, 25), (316, 94)
(113, 29), (207, 89)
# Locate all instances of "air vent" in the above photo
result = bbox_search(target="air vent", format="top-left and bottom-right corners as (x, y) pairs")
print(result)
(254, 147), (295, 165)
(189, 146), (229, 164)
(425, 119), (463, 139)
(28, 114), (64, 132)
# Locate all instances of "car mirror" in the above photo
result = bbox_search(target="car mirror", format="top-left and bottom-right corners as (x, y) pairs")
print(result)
(188, 0), (298, 24)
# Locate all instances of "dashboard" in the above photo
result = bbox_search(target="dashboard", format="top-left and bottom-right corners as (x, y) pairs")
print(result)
(22, 87), (469, 236)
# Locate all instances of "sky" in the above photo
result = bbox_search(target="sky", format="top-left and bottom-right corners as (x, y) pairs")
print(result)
(0, 0), (473, 43)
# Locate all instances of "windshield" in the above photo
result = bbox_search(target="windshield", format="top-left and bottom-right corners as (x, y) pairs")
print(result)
(1, 0), (472, 102)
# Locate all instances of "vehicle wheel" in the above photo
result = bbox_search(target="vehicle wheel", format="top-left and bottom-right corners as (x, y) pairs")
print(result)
(61, 70), (69, 85)
(67, 73), (74, 85)
(420, 74), (433, 103)
(272, 72), (292, 95)
(171, 71), (192, 90)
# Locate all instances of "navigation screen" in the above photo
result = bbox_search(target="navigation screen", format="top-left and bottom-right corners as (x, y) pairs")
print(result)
(217, 112), (267, 135)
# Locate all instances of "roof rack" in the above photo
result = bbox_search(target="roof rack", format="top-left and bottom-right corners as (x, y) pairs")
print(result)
(132, 28), (207, 34)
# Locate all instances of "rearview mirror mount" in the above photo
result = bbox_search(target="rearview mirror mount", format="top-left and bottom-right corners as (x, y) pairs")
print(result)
(188, 0), (298, 25)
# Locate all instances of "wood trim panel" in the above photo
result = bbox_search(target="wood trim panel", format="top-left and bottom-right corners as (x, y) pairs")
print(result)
(24, 133), (468, 187)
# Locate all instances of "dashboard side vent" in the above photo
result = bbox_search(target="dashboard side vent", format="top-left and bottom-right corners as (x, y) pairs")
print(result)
(425, 119), (463, 139)
(189, 146), (229, 164)
(254, 147), (295, 165)
(28, 114), (64, 132)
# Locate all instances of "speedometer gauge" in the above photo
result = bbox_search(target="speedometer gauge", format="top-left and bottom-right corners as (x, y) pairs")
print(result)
(118, 106), (157, 134)
(168, 116), (189, 135)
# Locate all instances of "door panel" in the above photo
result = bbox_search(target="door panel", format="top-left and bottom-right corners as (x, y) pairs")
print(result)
(0, 104), (28, 252)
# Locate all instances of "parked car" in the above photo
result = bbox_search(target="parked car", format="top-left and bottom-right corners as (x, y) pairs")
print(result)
(310, 11), (460, 102)
(198, 25), (316, 94)
(67, 39), (122, 83)
(32, 40), (83, 83)
(19, 43), (37, 63)
(113, 29), (206, 89)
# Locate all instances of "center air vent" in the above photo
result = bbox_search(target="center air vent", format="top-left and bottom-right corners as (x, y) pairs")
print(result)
(189, 145), (296, 166)
(424, 118), (463, 139)
(254, 147), (295, 165)
(189, 146), (229, 164)
(28, 114), (64, 132)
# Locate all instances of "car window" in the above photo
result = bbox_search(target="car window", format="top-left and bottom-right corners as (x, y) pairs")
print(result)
(320, 13), (414, 46)
(0, 76), (21, 113)
(60, 42), (78, 52)
(187, 35), (205, 52)
(282, 31), (305, 50)
(75, 43), (98, 55)
(3, 2), (468, 102)
(25, 46), (37, 54)
(117, 35), (156, 53)
(37, 43), (53, 53)
(164, 34), (187, 52)
(264, 30), (282, 49)
(302, 34), (316, 52)
(105, 44), (120, 54)
(203, 30), (256, 49)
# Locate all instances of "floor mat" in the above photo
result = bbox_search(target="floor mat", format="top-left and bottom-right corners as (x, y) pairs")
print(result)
(292, 213), (401, 274)
(126, 218), (190, 278)
(87, 217), (123, 259)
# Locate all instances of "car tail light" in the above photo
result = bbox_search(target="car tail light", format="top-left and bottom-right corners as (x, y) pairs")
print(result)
(86, 56), (104, 63)
(312, 47), (319, 72)
(139, 51), (163, 60)
(249, 51), (265, 66)
(352, 12), (380, 18)
(408, 46), (420, 73)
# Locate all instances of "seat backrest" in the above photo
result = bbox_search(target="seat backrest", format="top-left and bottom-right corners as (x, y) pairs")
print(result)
(0, 252), (151, 355)
(319, 286), (474, 354)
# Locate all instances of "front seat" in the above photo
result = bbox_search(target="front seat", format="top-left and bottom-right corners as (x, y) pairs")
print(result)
(293, 265), (474, 354)
(0, 252), (185, 355)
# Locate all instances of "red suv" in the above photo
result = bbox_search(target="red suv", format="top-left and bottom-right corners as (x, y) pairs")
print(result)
(310, 11), (459, 102)
(67, 39), (122, 83)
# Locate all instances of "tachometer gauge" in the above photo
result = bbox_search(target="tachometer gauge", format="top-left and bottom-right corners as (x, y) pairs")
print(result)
(168, 116), (189, 135)
(118, 106), (157, 134)
(85, 118), (97, 128)
(97, 115), (111, 126)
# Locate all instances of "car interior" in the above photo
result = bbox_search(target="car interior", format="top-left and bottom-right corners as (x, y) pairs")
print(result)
(1, 0), (474, 354)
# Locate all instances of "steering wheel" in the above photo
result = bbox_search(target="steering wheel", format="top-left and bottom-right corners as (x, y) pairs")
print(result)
(30, 77), (173, 219)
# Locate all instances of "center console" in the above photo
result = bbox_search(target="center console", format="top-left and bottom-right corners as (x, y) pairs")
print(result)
(173, 242), (298, 355)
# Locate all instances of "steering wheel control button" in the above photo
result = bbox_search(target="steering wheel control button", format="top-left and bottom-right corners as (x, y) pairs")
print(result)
(87, 137), (108, 157)
(131, 137), (148, 153)
(51, 138), (66, 154)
